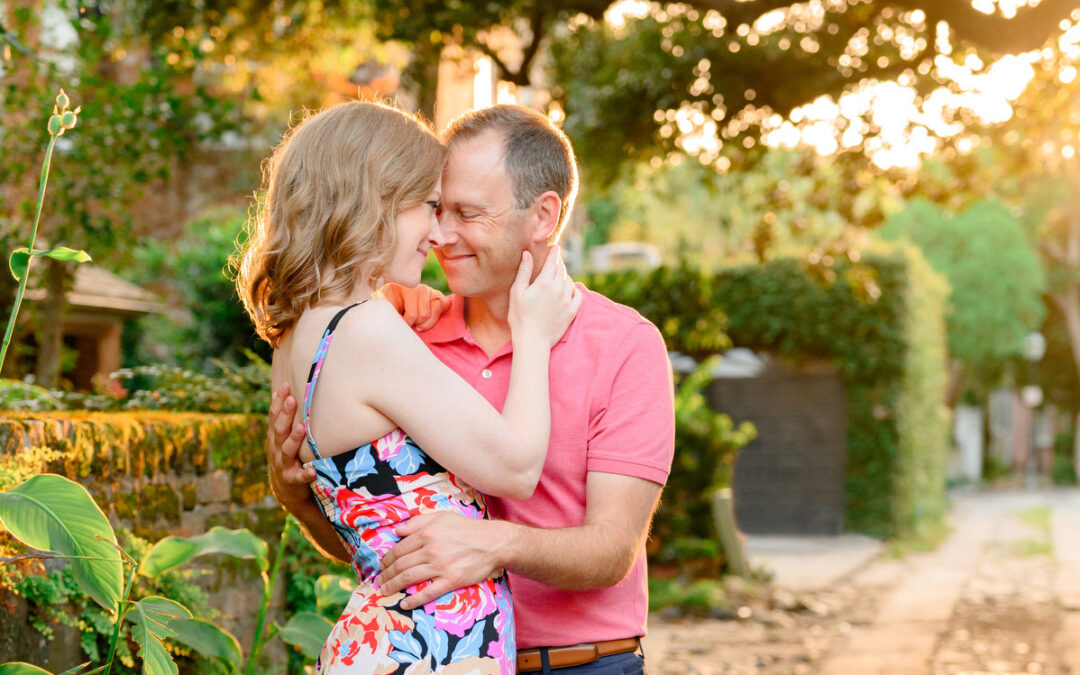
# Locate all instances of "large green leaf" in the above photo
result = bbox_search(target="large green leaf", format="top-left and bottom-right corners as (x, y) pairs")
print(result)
(56, 663), (92, 675)
(275, 612), (333, 660)
(168, 618), (243, 673)
(314, 574), (356, 614)
(0, 474), (122, 612)
(0, 664), (53, 675)
(140, 526), (268, 577)
(9, 246), (92, 281)
(129, 596), (190, 675)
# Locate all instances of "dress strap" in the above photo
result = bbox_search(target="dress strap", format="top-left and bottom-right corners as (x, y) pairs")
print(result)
(301, 301), (366, 459)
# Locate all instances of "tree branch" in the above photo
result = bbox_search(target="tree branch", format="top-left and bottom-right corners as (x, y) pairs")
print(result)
(682, 0), (1080, 53)
(476, 6), (547, 86)
(686, 0), (801, 27)
(517, 8), (547, 85)
(874, 0), (1079, 54)
(474, 40), (517, 83)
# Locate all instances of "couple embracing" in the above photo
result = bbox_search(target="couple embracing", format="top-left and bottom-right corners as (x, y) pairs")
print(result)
(235, 101), (674, 674)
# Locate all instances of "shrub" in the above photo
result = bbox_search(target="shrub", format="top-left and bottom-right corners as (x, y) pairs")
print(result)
(1053, 430), (1077, 485)
(0, 352), (271, 415)
(586, 241), (951, 539)
(127, 207), (270, 370)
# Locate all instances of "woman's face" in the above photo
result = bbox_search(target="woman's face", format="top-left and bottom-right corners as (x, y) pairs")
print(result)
(385, 179), (445, 287)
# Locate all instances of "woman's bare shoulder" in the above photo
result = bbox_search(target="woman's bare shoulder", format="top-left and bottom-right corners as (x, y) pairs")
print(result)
(331, 299), (418, 351)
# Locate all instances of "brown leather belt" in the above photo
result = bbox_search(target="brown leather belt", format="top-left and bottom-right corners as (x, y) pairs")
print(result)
(516, 638), (641, 672)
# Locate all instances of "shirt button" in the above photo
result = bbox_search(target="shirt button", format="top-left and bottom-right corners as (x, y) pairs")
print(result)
(481, 369), (493, 379)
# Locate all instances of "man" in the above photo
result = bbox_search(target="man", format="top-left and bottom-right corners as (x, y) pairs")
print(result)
(267, 104), (674, 674)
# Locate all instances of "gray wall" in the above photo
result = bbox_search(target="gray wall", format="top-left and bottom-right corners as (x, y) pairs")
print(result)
(708, 362), (848, 534)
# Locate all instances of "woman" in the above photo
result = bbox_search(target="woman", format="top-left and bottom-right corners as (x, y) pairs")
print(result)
(234, 101), (580, 674)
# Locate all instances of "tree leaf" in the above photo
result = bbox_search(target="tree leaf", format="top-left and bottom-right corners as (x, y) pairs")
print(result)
(0, 474), (123, 612)
(128, 597), (191, 675)
(140, 526), (268, 577)
(0, 664), (54, 675)
(57, 663), (92, 675)
(313, 574), (355, 614)
(168, 618), (243, 673)
(275, 612), (334, 660)
(9, 248), (29, 281)
(8, 246), (92, 281)
(40, 247), (92, 264)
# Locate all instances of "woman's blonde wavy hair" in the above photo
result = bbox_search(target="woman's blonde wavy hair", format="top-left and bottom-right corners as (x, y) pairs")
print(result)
(233, 101), (445, 347)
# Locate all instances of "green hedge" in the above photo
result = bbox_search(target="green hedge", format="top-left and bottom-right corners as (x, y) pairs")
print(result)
(586, 242), (951, 539)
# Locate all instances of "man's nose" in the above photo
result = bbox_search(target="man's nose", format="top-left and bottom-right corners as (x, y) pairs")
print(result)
(432, 213), (460, 248)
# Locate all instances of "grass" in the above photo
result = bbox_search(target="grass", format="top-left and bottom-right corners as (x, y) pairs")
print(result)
(1010, 538), (1052, 557)
(1010, 506), (1052, 557)
(884, 515), (953, 558)
(1016, 505), (1051, 536)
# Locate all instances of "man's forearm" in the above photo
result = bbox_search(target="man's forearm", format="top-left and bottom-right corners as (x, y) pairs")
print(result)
(287, 497), (352, 564)
(497, 520), (643, 590)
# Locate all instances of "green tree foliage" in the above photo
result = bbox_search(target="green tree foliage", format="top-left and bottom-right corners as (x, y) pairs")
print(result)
(901, 38), (1080, 404)
(0, 3), (243, 386)
(127, 207), (270, 369)
(127, 0), (392, 119)
(367, 1), (1080, 181)
(878, 198), (1046, 390)
(588, 149), (902, 265)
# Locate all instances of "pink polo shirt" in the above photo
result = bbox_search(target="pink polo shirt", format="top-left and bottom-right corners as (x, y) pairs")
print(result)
(420, 285), (675, 649)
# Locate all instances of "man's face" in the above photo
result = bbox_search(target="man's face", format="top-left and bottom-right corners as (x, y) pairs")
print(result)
(436, 131), (533, 300)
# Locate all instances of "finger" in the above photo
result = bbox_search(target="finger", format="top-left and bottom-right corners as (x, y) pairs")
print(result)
(540, 246), (563, 284)
(279, 421), (306, 462)
(376, 546), (431, 589)
(425, 295), (452, 330)
(283, 461), (315, 484)
(569, 286), (583, 314)
(269, 384), (286, 419)
(400, 577), (458, 611)
(272, 395), (296, 444)
(381, 283), (404, 312)
(511, 251), (533, 292)
(379, 563), (441, 598)
(403, 289), (420, 326)
(413, 290), (432, 327)
(395, 513), (433, 537)
(379, 531), (425, 574)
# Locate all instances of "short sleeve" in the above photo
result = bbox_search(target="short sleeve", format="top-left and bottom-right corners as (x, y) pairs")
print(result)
(587, 322), (675, 484)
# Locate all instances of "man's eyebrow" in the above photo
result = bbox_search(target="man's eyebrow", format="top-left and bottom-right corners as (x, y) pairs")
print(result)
(448, 200), (488, 211)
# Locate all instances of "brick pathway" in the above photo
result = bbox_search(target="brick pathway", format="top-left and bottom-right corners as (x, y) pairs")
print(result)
(642, 487), (1080, 675)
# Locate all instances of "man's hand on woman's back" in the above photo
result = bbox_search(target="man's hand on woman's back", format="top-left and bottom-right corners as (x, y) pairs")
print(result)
(267, 384), (316, 510)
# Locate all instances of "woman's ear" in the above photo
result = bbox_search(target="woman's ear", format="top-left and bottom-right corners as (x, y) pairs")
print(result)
(530, 191), (562, 243)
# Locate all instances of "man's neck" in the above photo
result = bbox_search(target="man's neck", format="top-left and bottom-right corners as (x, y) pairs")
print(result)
(464, 294), (512, 358)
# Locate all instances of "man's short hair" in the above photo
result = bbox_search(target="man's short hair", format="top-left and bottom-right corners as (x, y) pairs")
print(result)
(443, 105), (578, 242)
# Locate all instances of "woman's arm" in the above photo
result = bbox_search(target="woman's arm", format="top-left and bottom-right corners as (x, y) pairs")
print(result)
(333, 254), (579, 499)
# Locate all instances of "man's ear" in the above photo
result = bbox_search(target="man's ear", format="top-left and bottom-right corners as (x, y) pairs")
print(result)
(530, 191), (562, 243)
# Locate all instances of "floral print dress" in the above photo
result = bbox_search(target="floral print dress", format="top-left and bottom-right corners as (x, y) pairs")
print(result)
(302, 303), (515, 675)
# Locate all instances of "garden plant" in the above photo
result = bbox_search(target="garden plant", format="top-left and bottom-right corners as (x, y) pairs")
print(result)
(0, 92), (332, 675)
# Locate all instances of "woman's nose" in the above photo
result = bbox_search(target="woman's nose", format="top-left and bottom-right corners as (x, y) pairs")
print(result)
(428, 215), (449, 247)
(431, 212), (461, 248)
